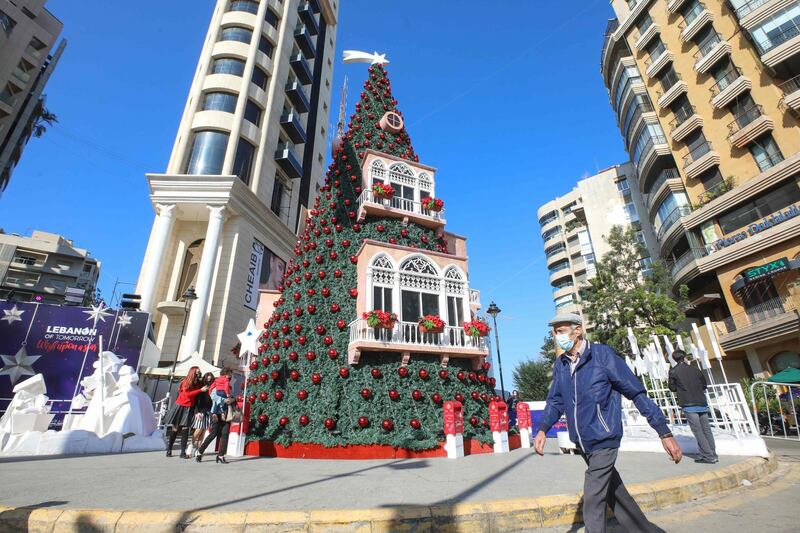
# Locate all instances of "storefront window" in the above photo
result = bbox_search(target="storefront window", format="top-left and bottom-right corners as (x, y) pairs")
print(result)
(717, 181), (800, 235)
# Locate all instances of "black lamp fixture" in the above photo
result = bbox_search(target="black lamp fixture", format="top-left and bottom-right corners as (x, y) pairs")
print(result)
(485, 301), (506, 401)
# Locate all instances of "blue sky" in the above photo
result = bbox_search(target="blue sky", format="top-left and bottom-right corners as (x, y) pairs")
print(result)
(1, 0), (627, 391)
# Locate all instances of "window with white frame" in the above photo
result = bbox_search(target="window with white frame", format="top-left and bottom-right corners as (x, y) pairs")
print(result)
(400, 256), (440, 323)
(370, 254), (395, 313)
(368, 158), (435, 212)
(444, 267), (466, 327)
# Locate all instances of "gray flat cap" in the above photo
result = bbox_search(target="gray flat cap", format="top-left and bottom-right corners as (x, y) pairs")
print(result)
(548, 313), (583, 327)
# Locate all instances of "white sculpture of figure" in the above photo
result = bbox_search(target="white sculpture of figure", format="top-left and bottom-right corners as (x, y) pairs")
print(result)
(105, 365), (156, 436)
(73, 351), (123, 436)
(0, 374), (52, 435)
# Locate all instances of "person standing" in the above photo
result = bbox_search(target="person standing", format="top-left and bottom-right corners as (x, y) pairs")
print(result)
(668, 349), (717, 464)
(164, 366), (207, 458)
(190, 372), (215, 456)
(534, 313), (682, 533)
(197, 368), (237, 464)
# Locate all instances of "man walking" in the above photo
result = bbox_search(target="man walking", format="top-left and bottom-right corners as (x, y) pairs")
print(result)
(534, 313), (682, 533)
(668, 349), (717, 464)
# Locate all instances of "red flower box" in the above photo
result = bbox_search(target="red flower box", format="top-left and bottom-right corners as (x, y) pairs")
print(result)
(372, 183), (394, 200)
(463, 319), (490, 337)
(421, 196), (444, 212)
(419, 315), (445, 334)
(363, 310), (397, 329)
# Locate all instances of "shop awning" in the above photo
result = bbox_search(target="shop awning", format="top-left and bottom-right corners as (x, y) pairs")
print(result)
(731, 257), (800, 293)
(767, 367), (800, 384)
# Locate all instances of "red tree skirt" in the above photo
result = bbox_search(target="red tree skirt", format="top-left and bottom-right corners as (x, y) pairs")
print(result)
(245, 434), (521, 460)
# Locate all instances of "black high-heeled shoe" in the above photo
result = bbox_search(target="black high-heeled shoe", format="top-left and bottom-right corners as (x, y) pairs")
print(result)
(166, 450), (173, 457)
(195, 453), (202, 463)
(216, 456), (228, 464)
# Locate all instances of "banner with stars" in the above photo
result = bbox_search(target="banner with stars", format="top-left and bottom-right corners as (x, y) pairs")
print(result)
(0, 301), (150, 427)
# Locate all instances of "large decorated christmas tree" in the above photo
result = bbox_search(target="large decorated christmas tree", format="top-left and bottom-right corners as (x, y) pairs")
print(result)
(245, 64), (499, 456)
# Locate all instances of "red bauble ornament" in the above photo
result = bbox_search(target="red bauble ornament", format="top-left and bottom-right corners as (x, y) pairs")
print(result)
(471, 391), (479, 400)
(350, 255), (358, 264)
(271, 354), (280, 364)
(360, 388), (372, 399)
(318, 270), (326, 280)
(353, 224), (361, 232)
(297, 336), (307, 345)
(279, 416), (289, 427)
(311, 372), (322, 385)
(271, 371), (280, 381)
(293, 292), (301, 301)
(334, 269), (342, 278)
(412, 389), (423, 401)
(330, 303), (340, 313)
(259, 391), (268, 401)
(327, 348), (338, 359)
(358, 416), (369, 428)
(457, 371), (466, 381)
(289, 351), (299, 362)
(323, 336), (334, 346)
(401, 228), (409, 237)
(250, 361), (259, 371)
(398, 367), (409, 378)
(294, 307), (303, 317)
(259, 373), (268, 383)
(248, 393), (256, 404)
(410, 418), (421, 430)
(324, 417), (336, 430)
(432, 393), (442, 404)
(315, 324), (326, 335)
(482, 362), (491, 371)
(377, 224), (385, 232)
(336, 319), (347, 329)
(469, 372), (477, 381)
(455, 393), (464, 403)
(297, 389), (308, 400)
(258, 414), (268, 424)
(371, 368), (382, 378)
(342, 239), (351, 247)
(418, 368), (429, 379)
(382, 419), (394, 431)
(274, 390), (284, 401)
(300, 415), (310, 426)
(481, 392), (489, 402)
(307, 288), (316, 297)
(306, 350), (316, 361)
(438, 369), (449, 380)
(290, 370), (300, 381)
(329, 251), (338, 261)
(307, 304), (317, 314)
(282, 339), (292, 348)
(339, 367), (350, 378)
(478, 374), (486, 383)
(388, 389), (399, 401)
(469, 416), (479, 426)
(293, 324), (303, 333)
(325, 239), (333, 248)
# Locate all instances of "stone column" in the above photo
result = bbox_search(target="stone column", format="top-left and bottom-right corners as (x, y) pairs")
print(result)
(746, 348), (764, 376)
(182, 205), (227, 357)
(139, 204), (176, 313)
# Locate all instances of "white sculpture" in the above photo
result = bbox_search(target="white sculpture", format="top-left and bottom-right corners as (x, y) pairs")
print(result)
(0, 374), (53, 435)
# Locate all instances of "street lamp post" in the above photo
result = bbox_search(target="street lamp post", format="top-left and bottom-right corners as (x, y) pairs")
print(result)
(486, 301), (506, 401)
(166, 286), (197, 400)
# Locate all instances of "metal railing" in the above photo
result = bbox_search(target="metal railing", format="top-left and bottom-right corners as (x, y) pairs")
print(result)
(348, 319), (487, 351)
(646, 168), (681, 205)
(669, 247), (707, 278)
(780, 73), (800, 96)
(754, 23), (800, 54)
(721, 294), (797, 333)
(656, 205), (691, 240)
(682, 141), (713, 168)
(709, 66), (743, 97)
(697, 177), (734, 206)
(679, 2), (706, 30)
(669, 105), (697, 131)
(356, 189), (445, 220)
(545, 244), (567, 259)
(657, 69), (682, 97)
(727, 104), (764, 136)
(552, 282), (575, 293)
(693, 36), (723, 66)
(749, 381), (799, 440)
(730, 0), (769, 19)
(644, 47), (669, 70)
(549, 261), (570, 275)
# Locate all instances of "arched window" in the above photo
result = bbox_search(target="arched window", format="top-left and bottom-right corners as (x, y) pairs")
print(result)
(388, 163), (415, 186)
(444, 266), (466, 327)
(185, 130), (229, 175)
(370, 254), (395, 312)
(769, 351), (800, 373)
(176, 239), (204, 300)
(418, 172), (433, 199)
(370, 159), (386, 184)
(399, 256), (440, 323)
(388, 163), (416, 210)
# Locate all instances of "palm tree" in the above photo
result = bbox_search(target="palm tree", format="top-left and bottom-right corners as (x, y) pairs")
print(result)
(31, 103), (57, 138)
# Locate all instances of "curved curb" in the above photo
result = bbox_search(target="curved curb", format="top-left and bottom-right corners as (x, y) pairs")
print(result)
(0, 453), (777, 532)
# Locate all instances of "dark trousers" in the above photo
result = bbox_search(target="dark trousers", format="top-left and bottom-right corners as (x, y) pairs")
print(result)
(580, 447), (657, 533)
(199, 416), (230, 457)
(167, 426), (190, 455)
(686, 411), (717, 461)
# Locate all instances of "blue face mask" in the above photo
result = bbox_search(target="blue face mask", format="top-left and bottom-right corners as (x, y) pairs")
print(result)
(555, 333), (575, 352)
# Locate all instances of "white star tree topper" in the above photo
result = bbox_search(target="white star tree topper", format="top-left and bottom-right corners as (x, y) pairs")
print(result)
(237, 319), (264, 358)
(0, 346), (41, 385)
(83, 304), (112, 326)
(1, 305), (25, 325)
(117, 312), (133, 328)
(343, 50), (389, 66)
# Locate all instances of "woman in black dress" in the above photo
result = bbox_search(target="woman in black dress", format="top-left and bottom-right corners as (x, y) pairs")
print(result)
(190, 372), (214, 455)
(164, 366), (207, 458)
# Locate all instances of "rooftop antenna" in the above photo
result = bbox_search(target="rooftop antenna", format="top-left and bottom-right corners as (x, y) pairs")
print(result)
(331, 75), (348, 156)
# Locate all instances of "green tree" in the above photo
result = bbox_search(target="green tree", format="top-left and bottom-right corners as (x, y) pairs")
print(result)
(540, 332), (556, 365)
(580, 226), (687, 354)
(512, 359), (551, 401)
(31, 102), (57, 138)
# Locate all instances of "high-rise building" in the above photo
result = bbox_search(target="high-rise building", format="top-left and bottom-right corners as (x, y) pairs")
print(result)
(136, 0), (338, 366)
(601, 0), (800, 379)
(537, 163), (658, 318)
(0, 0), (64, 197)
(0, 230), (100, 305)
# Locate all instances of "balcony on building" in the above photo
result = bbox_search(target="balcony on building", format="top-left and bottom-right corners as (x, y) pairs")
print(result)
(670, 105), (704, 142)
(667, 0), (690, 13)
(728, 0), (772, 24)
(679, 2), (713, 42)
(354, 189), (446, 234)
(696, 176), (736, 207)
(656, 205), (692, 243)
(290, 53), (313, 84)
(274, 141), (303, 179)
(298, 2), (319, 35)
(637, 135), (671, 188)
(280, 110), (307, 144)
(727, 104), (774, 149)
(668, 246), (706, 285)
(545, 244), (569, 269)
(645, 48), (674, 78)
(549, 262), (572, 285)
(709, 66), (751, 109)
(754, 21), (800, 70)
(694, 38), (732, 74)
(657, 70), (688, 108)
(294, 26), (316, 59)
(682, 142), (720, 179)
(646, 168), (683, 215)
(285, 80), (310, 113)
(715, 294), (800, 352)
(780, 74), (800, 114)
(634, 22), (661, 51)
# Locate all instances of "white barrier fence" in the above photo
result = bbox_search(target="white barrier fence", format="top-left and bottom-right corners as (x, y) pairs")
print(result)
(749, 381), (800, 441)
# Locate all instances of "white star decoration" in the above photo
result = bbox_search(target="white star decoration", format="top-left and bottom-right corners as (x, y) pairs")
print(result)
(83, 304), (112, 326)
(343, 50), (389, 66)
(1, 305), (25, 325)
(0, 345), (41, 385)
(117, 312), (133, 328)
(236, 319), (263, 358)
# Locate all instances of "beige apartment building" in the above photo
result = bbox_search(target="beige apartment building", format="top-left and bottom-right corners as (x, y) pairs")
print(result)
(0, 0), (64, 197)
(537, 163), (659, 318)
(601, 0), (800, 379)
(0, 230), (100, 304)
(136, 0), (338, 367)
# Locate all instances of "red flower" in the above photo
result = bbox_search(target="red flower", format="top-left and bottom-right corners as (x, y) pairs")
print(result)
(372, 183), (395, 199)
(363, 310), (398, 328)
(418, 314), (445, 330)
(463, 319), (491, 337)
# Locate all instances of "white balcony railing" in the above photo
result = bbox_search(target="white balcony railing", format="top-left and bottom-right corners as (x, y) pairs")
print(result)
(356, 189), (445, 221)
(348, 319), (487, 352)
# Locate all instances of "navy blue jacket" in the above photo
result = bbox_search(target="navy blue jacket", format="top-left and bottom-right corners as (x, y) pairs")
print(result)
(538, 341), (671, 453)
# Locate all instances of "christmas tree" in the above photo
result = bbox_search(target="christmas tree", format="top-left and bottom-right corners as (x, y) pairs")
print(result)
(246, 64), (498, 453)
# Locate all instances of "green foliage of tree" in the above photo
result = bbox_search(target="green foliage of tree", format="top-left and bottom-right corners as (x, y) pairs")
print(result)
(31, 102), (57, 138)
(580, 226), (687, 354)
(512, 359), (551, 401)
(540, 332), (556, 365)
